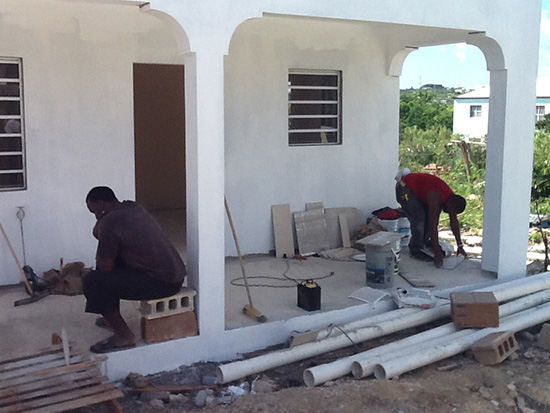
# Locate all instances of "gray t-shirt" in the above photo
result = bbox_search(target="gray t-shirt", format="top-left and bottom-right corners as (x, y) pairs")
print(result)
(96, 201), (186, 284)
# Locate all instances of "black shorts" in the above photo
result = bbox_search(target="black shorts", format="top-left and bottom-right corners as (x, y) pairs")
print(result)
(83, 264), (182, 315)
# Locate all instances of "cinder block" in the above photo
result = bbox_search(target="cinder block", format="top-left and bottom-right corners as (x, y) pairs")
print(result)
(537, 323), (550, 351)
(140, 287), (196, 320)
(472, 331), (518, 365)
(141, 311), (198, 344)
(450, 291), (499, 329)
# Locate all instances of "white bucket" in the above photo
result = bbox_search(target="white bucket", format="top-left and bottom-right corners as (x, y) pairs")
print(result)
(398, 217), (411, 247)
(379, 219), (398, 232)
(365, 243), (398, 289)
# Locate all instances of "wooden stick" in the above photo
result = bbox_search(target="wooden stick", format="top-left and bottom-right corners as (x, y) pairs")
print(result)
(0, 219), (33, 295)
(26, 358), (107, 376)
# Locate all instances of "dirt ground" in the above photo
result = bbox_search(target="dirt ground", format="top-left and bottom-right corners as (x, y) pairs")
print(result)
(79, 322), (550, 413)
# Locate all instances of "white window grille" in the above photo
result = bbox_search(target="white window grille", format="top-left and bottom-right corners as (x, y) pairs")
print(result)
(288, 70), (341, 146)
(536, 105), (546, 123)
(469, 105), (482, 118)
(0, 58), (25, 190)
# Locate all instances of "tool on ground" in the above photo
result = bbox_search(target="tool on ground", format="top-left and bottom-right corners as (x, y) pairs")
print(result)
(224, 197), (267, 323)
(0, 210), (49, 306)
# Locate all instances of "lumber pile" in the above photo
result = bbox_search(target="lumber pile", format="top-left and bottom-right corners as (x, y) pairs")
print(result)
(0, 343), (123, 412)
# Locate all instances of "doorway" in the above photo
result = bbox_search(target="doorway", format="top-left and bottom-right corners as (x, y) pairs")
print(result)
(133, 63), (186, 255)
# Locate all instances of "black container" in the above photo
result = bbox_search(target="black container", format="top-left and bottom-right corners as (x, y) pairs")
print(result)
(297, 280), (321, 311)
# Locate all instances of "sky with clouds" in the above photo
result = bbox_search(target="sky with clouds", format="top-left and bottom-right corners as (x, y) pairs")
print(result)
(400, 1), (550, 89)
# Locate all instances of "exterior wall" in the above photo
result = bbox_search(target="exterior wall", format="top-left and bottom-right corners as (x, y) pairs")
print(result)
(453, 99), (490, 139)
(224, 17), (399, 255)
(0, 0), (183, 285)
(454, 97), (550, 140)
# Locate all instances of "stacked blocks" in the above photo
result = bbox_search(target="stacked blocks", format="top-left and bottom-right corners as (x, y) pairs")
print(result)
(140, 287), (198, 343)
(472, 331), (518, 365)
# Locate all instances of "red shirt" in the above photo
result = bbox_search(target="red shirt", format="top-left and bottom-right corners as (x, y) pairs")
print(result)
(402, 173), (453, 204)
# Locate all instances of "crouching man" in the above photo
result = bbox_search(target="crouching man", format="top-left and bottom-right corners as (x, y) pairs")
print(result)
(83, 186), (186, 353)
(395, 172), (467, 268)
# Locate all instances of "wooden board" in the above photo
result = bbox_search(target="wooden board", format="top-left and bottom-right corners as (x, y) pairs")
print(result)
(272, 204), (295, 258)
(0, 343), (123, 413)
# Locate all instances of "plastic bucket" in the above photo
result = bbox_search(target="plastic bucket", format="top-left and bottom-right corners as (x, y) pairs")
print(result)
(398, 217), (411, 247)
(379, 219), (398, 232)
(365, 243), (397, 289)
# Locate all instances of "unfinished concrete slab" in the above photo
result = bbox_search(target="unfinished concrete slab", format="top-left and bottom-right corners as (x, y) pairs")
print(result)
(294, 209), (330, 255)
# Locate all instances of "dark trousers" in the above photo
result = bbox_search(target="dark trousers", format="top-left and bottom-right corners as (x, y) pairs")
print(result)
(83, 264), (182, 315)
(395, 181), (430, 255)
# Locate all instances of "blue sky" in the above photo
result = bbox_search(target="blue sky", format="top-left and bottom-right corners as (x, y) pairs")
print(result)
(400, 1), (550, 89)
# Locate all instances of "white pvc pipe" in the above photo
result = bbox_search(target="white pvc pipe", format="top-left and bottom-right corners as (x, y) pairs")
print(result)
(218, 272), (550, 384)
(305, 288), (550, 386)
(373, 301), (550, 380)
(218, 305), (450, 383)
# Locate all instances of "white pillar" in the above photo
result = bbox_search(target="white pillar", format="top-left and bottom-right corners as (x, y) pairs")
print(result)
(482, 67), (537, 279)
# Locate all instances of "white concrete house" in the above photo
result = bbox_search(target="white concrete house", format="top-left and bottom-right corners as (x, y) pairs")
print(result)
(454, 80), (550, 139)
(0, 0), (542, 379)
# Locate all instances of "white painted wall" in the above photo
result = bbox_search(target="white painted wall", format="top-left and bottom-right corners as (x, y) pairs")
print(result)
(224, 16), (399, 256)
(453, 100), (490, 139)
(0, 0), (183, 285)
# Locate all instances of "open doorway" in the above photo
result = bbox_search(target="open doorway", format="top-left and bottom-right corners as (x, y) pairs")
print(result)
(133, 63), (187, 257)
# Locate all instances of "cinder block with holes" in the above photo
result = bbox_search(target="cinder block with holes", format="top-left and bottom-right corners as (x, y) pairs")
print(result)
(472, 331), (518, 365)
(139, 287), (196, 320)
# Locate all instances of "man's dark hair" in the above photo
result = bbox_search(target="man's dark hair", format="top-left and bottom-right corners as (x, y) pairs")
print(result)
(449, 193), (467, 214)
(86, 186), (118, 203)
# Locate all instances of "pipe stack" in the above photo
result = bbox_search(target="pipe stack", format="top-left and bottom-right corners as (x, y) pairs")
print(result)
(216, 272), (550, 386)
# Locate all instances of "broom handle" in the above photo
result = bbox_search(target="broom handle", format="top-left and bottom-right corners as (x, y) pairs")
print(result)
(224, 197), (254, 308)
(0, 219), (33, 294)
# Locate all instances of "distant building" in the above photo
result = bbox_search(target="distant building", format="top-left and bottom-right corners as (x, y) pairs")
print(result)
(453, 80), (550, 140)
(420, 83), (444, 90)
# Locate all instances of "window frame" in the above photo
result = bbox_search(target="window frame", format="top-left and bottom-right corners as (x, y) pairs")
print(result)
(288, 69), (342, 146)
(536, 105), (546, 123)
(469, 104), (482, 118)
(0, 57), (25, 191)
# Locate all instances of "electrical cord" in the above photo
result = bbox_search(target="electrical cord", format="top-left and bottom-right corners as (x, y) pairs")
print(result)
(230, 258), (335, 288)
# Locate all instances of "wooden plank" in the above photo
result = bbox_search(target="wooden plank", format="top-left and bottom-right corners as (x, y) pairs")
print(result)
(25, 388), (123, 413)
(0, 369), (101, 400)
(4, 382), (123, 412)
(0, 346), (84, 374)
(339, 213), (351, 248)
(272, 204), (295, 258)
(0, 354), (88, 381)
(0, 345), (65, 367)
(0, 375), (108, 407)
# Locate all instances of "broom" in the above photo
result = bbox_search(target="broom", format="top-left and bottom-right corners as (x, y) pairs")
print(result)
(224, 197), (267, 323)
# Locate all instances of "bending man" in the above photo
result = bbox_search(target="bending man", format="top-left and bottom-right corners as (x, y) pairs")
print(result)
(395, 172), (467, 268)
(83, 186), (187, 353)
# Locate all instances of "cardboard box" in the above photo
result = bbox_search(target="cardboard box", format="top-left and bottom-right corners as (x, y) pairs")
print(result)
(141, 311), (198, 344)
(450, 291), (498, 328)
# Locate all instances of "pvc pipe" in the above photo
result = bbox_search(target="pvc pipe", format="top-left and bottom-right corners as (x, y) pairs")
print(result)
(373, 301), (550, 380)
(218, 272), (550, 384)
(218, 305), (450, 383)
(305, 288), (550, 386)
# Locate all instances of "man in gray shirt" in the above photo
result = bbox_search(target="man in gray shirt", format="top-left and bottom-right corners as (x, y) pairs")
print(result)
(83, 186), (187, 353)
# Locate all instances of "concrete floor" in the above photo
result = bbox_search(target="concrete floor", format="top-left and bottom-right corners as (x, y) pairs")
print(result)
(0, 208), (501, 358)
(0, 248), (496, 357)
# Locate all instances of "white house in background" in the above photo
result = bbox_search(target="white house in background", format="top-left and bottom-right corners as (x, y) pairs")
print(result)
(454, 79), (550, 140)
(0, 0), (542, 379)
